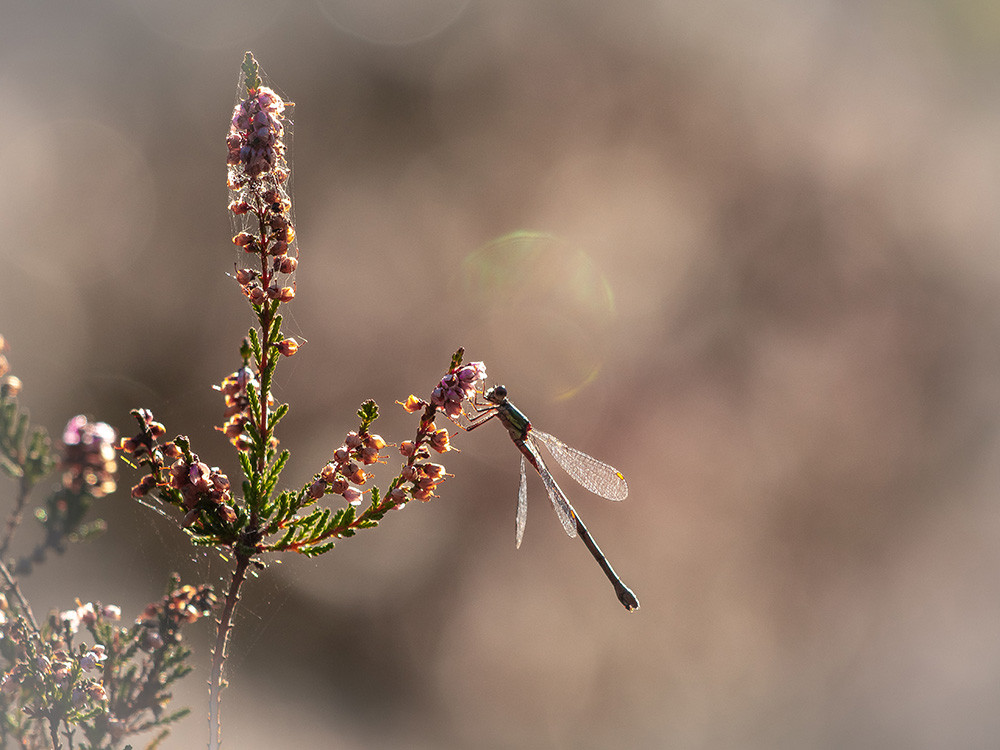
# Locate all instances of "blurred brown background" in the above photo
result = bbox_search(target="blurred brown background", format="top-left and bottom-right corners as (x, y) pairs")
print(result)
(4, 0), (1000, 747)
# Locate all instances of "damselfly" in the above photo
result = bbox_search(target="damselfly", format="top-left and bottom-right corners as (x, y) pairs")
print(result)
(463, 385), (639, 611)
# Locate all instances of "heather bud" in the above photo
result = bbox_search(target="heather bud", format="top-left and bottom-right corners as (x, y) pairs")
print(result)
(400, 395), (425, 413)
(0, 375), (21, 398)
(343, 487), (362, 506)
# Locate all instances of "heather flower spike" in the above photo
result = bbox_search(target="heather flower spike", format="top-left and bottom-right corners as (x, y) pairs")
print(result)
(228, 51), (298, 311)
(109, 48), (628, 750)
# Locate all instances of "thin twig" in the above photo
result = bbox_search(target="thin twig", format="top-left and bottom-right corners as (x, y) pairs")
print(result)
(208, 552), (251, 750)
(0, 555), (37, 632)
(0, 477), (32, 559)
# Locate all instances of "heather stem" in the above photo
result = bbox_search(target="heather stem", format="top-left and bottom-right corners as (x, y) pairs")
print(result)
(0, 478), (31, 559)
(46, 716), (60, 750)
(208, 552), (252, 750)
(0, 556), (37, 632)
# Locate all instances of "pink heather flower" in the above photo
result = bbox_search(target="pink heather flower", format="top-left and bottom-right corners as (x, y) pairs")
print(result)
(52, 662), (70, 684)
(430, 362), (486, 418)
(78, 602), (97, 626)
(61, 415), (118, 497)
(101, 605), (121, 621)
(80, 646), (106, 671)
(342, 487), (362, 506)
(60, 610), (80, 634)
(189, 462), (212, 491)
(1, 375), (21, 398)
(227, 86), (288, 180)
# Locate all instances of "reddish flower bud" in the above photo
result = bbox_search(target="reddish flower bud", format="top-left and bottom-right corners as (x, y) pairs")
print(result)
(218, 503), (237, 524)
(276, 338), (298, 356)
(346, 462), (365, 484)
(424, 463), (446, 479)
(429, 429), (452, 453)
(162, 442), (182, 460)
(274, 256), (297, 274)
(400, 395), (425, 413)
(233, 232), (254, 247)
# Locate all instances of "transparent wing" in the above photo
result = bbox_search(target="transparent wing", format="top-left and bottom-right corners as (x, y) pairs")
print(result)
(531, 428), (628, 501)
(516, 455), (528, 549)
(523, 436), (577, 539)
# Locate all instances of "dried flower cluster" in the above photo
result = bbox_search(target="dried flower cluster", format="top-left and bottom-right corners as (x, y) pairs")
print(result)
(215, 364), (275, 450)
(0, 584), (212, 749)
(308, 429), (388, 506)
(60, 415), (117, 498)
(137, 582), (217, 647)
(119, 409), (237, 532)
(395, 360), (487, 502)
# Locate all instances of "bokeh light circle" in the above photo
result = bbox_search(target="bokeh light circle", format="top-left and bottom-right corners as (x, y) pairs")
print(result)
(459, 231), (617, 402)
(315, 0), (472, 45)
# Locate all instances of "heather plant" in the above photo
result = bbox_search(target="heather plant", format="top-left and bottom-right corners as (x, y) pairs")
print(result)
(2, 51), (635, 749)
(114, 52), (494, 750)
(0, 336), (215, 749)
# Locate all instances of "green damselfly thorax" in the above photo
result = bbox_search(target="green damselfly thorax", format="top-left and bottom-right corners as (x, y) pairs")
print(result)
(463, 384), (639, 611)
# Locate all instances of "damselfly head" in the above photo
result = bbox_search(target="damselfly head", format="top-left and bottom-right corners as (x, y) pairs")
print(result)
(484, 385), (507, 404)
